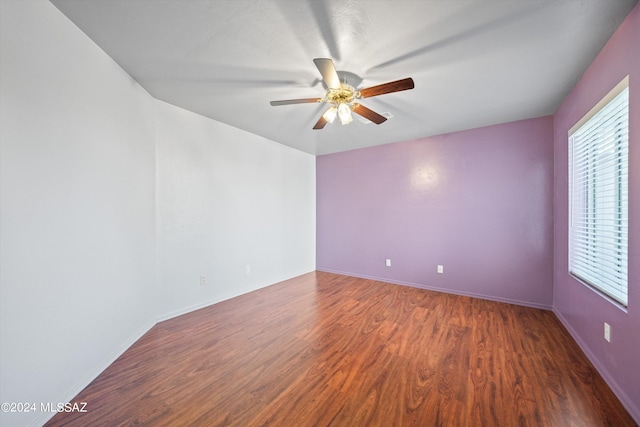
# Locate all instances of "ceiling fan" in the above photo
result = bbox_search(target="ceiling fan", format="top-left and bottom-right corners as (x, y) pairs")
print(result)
(270, 58), (415, 130)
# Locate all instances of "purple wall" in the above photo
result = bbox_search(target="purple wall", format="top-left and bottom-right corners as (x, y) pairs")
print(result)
(317, 4), (639, 419)
(317, 116), (555, 308)
(553, 3), (640, 421)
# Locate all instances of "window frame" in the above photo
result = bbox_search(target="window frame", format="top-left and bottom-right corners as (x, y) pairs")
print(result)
(568, 75), (629, 307)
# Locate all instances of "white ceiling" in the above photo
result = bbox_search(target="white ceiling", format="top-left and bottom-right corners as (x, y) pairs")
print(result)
(51, 0), (636, 156)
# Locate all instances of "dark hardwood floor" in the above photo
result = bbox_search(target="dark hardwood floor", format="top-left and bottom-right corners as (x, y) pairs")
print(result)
(45, 271), (636, 426)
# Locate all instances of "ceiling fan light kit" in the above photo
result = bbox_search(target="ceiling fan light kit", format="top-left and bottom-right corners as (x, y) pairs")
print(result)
(323, 106), (338, 123)
(338, 103), (354, 125)
(270, 58), (414, 130)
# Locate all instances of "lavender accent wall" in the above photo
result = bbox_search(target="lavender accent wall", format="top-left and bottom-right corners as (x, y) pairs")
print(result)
(553, 3), (639, 421)
(317, 116), (554, 308)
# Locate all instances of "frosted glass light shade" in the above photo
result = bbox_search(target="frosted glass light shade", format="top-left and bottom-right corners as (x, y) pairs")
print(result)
(323, 106), (338, 123)
(338, 103), (353, 125)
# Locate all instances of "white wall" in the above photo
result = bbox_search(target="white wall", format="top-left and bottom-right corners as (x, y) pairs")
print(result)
(0, 1), (157, 426)
(0, 1), (315, 426)
(155, 102), (315, 319)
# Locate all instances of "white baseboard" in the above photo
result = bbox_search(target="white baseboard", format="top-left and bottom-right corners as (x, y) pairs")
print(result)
(552, 309), (640, 425)
(317, 268), (553, 310)
(156, 270), (315, 322)
(30, 320), (156, 427)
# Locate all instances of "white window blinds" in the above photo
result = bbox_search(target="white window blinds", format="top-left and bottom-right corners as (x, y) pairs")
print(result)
(569, 77), (629, 307)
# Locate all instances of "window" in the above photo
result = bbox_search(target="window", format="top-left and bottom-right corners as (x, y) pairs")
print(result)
(569, 76), (629, 307)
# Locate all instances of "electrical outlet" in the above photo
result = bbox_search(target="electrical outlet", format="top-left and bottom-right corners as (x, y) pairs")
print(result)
(386, 259), (391, 267)
(437, 265), (444, 274)
(604, 322), (611, 342)
(199, 276), (206, 286)
(246, 265), (251, 274)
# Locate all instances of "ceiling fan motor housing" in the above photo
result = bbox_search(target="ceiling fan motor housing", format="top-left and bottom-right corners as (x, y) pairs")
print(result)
(325, 83), (358, 105)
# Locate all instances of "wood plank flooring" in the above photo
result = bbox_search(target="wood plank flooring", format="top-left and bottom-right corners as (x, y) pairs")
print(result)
(45, 271), (636, 426)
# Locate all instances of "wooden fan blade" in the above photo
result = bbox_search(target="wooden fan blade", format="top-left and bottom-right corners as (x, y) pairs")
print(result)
(313, 115), (328, 130)
(270, 98), (323, 106)
(313, 58), (341, 89)
(352, 104), (387, 125)
(358, 78), (414, 98)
